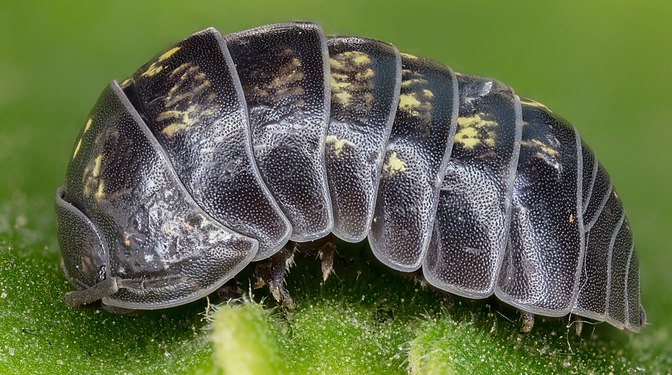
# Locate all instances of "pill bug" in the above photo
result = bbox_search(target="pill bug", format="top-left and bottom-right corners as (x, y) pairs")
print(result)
(55, 22), (645, 333)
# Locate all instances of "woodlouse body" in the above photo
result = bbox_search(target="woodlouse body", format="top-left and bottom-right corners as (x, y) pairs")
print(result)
(55, 23), (644, 332)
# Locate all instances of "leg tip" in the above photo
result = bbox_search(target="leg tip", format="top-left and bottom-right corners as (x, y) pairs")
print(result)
(520, 311), (534, 333)
(319, 241), (336, 282)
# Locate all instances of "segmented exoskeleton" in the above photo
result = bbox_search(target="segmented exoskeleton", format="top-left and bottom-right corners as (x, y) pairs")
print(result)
(55, 23), (644, 332)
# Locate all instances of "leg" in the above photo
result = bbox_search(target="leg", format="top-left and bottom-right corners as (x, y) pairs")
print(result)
(317, 234), (337, 282)
(216, 278), (243, 301)
(253, 244), (296, 309)
(571, 316), (584, 336)
(520, 311), (535, 333)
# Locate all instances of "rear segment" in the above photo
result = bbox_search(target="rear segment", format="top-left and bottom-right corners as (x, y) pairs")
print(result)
(573, 144), (645, 331)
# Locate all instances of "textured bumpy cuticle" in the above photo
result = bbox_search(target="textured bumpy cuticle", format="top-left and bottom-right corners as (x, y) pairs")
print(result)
(56, 22), (644, 332)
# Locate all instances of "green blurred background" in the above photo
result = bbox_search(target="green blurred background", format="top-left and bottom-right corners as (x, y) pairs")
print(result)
(1, 0), (671, 373)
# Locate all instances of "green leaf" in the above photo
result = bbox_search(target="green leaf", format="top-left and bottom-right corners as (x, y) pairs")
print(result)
(1, 195), (672, 374)
(205, 246), (672, 375)
(211, 303), (284, 375)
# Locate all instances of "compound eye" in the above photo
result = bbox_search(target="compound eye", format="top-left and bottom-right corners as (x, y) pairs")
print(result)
(55, 187), (109, 293)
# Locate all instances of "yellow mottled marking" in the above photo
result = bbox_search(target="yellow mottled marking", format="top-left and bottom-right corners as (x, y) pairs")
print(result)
(329, 57), (346, 70)
(330, 76), (349, 91)
(119, 78), (132, 88)
(155, 110), (183, 122)
(333, 91), (353, 106)
(81, 156), (103, 199)
(400, 53), (418, 60)
(397, 67), (434, 120)
(329, 51), (374, 109)
(169, 62), (193, 79)
(454, 114), (498, 149)
(357, 68), (374, 80)
(383, 152), (407, 176)
(161, 123), (190, 137)
(399, 94), (422, 112)
(521, 139), (559, 158)
(245, 57), (304, 99)
(331, 72), (349, 81)
(569, 213), (575, 224)
(158, 46), (181, 62)
(454, 127), (481, 149)
(141, 63), (164, 78)
(159, 104), (213, 137)
(74, 118), (94, 159)
(337, 51), (371, 65)
(362, 93), (374, 107)
(92, 154), (103, 177)
(72, 138), (82, 159)
(325, 135), (356, 157)
(400, 78), (428, 88)
(521, 98), (552, 113)
(166, 81), (212, 107)
(94, 181), (105, 200)
(269, 58), (303, 89)
(155, 62), (218, 137)
(398, 91), (433, 119)
(353, 54), (370, 65)
(457, 114), (498, 129)
(141, 46), (182, 78)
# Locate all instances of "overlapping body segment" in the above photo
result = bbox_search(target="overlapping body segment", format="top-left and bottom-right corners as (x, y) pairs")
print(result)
(574, 154), (644, 331)
(56, 22), (644, 332)
(368, 54), (459, 272)
(226, 23), (333, 242)
(494, 100), (584, 316)
(59, 82), (258, 309)
(324, 37), (401, 243)
(423, 74), (522, 298)
(120, 28), (291, 261)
